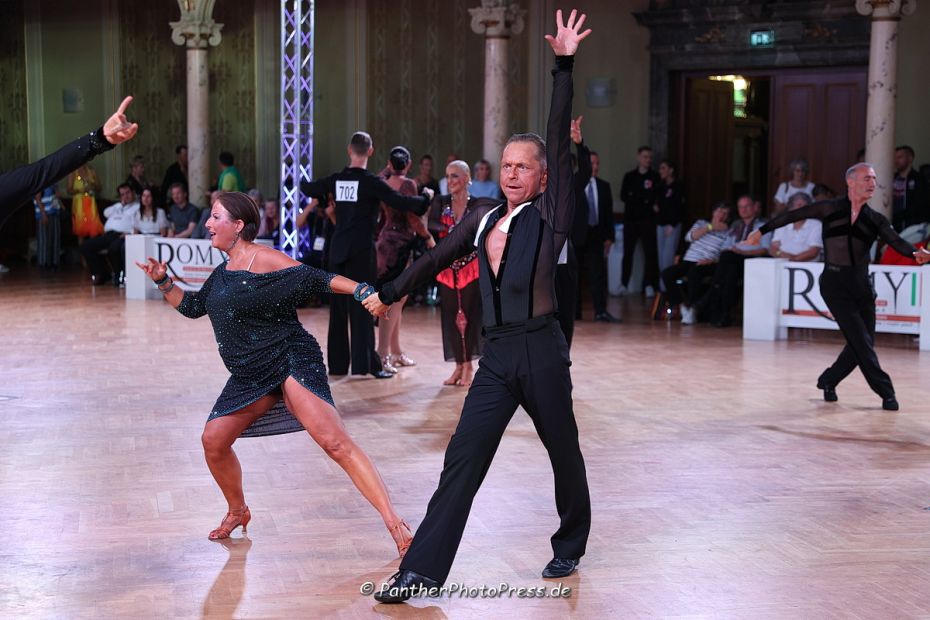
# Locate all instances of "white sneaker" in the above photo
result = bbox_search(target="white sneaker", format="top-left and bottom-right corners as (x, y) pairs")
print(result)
(680, 305), (696, 324)
(644, 285), (655, 298)
(617, 284), (628, 295)
(0, 264), (9, 273)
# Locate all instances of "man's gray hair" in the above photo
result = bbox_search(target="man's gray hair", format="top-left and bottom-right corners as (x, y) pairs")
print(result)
(787, 192), (813, 209)
(504, 133), (547, 169)
(845, 162), (874, 180)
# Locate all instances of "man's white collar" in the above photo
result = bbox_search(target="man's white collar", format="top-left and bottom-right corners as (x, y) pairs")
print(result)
(474, 201), (532, 246)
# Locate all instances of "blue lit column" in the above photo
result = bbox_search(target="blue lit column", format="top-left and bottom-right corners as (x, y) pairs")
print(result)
(280, 0), (314, 258)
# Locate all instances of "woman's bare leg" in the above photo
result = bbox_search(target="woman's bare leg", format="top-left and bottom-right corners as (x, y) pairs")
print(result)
(201, 394), (278, 511)
(389, 295), (407, 356)
(280, 377), (410, 552)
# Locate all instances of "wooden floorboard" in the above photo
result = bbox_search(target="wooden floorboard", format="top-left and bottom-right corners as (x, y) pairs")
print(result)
(2, 267), (930, 619)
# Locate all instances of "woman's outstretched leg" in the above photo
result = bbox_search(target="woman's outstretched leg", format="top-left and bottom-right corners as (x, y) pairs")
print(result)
(281, 377), (412, 555)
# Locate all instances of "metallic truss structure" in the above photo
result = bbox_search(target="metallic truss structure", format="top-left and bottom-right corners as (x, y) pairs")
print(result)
(279, 0), (314, 258)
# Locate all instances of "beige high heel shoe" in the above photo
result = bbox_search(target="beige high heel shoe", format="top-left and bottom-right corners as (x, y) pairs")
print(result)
(387, 519), (413, 558)
(209, 506), (251, 540)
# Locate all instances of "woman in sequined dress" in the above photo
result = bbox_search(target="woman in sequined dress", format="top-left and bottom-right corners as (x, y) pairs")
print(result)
(428, 160), (498, 387)
(136, 192), (413, 556)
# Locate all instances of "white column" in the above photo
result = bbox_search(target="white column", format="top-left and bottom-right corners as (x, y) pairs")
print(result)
(470, 1), (525, 168)
(856, 0), (916, 218)
(170, 0), (223, 209)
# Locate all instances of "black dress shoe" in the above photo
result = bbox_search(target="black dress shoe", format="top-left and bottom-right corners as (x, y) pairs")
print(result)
(594, 312), (621, 323)
(882, 397), (899, 411)
(373, 569), (442, 604)
(542, 557), (579, 578)
(822, 387), (838, 402)
(370, 370), (395, 379)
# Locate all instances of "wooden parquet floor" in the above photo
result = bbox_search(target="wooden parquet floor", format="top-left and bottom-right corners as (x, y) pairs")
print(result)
(2, 267), (930, 619)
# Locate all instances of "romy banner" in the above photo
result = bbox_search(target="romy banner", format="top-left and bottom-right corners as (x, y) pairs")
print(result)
(779, 262), (921, 335)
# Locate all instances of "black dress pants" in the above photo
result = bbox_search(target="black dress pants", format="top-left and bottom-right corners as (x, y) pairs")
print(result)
(622, 219), (659, 290)
(661, 261), (717, 307)
(327, 252), (383, 375)
(817, 266), (895, 399)
(705, 251), (747, 324)
(399, 316), (591, 584)
(578, 228), (608, 315)
(79, 231), (124, 278)
(554, 243), (578, 347)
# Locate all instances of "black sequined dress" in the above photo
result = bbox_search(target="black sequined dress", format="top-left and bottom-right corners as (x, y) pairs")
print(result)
(177, 262), (337, 437)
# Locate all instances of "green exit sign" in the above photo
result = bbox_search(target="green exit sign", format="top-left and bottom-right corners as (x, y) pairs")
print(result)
(750, 29), (775, 47)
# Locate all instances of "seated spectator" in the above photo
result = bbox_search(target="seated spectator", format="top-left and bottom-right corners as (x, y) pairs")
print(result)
(80, 183), (139, 286)
(166, 182), (201, 238)
(661, 201), (731, 325)
(193, 190), (221, 239)
(257, 198), (280, 244)
(133, 186), (168, 236)
(247, 188), (263, 209)
(768, 193), (821, 261)
(700, 195), (771, 327)
(773, 158), (815, 215)
(469, 159), (502, 199)
(812, 183), (835, 202)
(414, 154), (440, 194)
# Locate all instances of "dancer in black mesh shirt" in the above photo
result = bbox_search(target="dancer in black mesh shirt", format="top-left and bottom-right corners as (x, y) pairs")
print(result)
(363, 9), (592, 603)
(748, 163), (930, 410)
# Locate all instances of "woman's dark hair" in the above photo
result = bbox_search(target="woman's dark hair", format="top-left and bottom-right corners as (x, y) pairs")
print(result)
(711, 200), (732, 222)
(659, 159), (676, 174)
(390, 146), (411, 172)
(217, 191), (261, 241)
(219, 151), (235, 166)
(140, 186), (157, 219)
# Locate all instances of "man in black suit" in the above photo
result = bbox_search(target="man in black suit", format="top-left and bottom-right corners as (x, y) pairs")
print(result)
(300, 132), (432, 378)
(0, 96), (138, 222)
(620, 146), (660, 297)
(554, 115), (592, 348)
(577, 150), (618, 322)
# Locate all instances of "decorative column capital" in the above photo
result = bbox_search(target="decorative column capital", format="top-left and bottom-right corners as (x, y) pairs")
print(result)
(855, 0), (916, 19)
(170, 0), (223, 49)
(469, 1), (526, 38)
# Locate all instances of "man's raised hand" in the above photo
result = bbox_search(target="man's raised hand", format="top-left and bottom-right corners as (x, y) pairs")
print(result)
(103, 96), (139, 145)
(544, 9), (591, 56)
(570, 115), (584, 145)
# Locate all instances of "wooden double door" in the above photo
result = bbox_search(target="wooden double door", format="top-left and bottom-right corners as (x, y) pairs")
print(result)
(677, 66), (867, 220)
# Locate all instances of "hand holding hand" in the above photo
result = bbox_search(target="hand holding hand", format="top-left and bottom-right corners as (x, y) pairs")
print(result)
(914, 248), (930, 265)
(544, 9), (591, 56)
(363, 294), (391, 318)
(135, 257), (168, 281)
(422, 187), (435, 202)
(103, 96), (139, 145)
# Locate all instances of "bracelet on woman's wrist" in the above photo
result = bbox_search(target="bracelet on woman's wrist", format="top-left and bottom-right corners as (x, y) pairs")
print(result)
(154, 274), (170, 286)
(159, 281), (175, 295)
(353, 282), (375, 302)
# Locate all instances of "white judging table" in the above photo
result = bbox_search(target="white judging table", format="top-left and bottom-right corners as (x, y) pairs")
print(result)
(125, 235), (273, 300)
(743, 258), (930, 351)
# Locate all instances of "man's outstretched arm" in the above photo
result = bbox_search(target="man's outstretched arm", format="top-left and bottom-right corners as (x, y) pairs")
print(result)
(0, 96), (138, 216)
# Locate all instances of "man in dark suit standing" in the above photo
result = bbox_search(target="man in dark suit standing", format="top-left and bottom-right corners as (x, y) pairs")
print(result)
(577, 149), (619, 322)
(554, 115), (592, 348)
(300, 132), (432, 378)
(620, 146), (660, 297)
